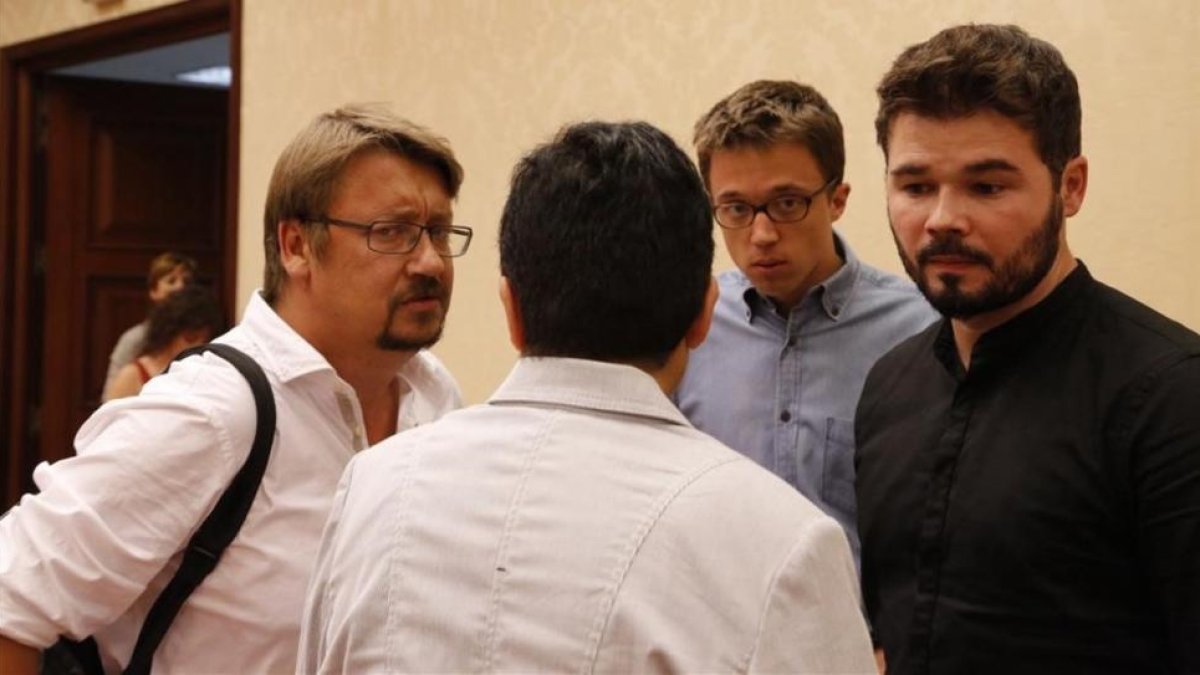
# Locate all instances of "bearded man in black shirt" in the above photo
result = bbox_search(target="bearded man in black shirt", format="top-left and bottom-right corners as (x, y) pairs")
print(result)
(855, 23), (1200, 675)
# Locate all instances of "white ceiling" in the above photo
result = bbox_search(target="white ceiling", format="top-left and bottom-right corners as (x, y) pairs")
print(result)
(52, 32), (229, 88)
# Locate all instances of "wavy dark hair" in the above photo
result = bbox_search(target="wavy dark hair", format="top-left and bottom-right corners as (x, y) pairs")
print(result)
(140, 285), (225, 356)
(876, 24), (1082, 184)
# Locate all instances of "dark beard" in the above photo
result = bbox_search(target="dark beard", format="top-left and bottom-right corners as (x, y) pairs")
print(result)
(896, 197), (1063, 319)
(376, 276), (447, 351)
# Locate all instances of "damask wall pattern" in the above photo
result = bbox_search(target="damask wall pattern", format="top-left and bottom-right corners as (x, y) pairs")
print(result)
(4, 0), (1198, 401)
(0, 0), (184, 47)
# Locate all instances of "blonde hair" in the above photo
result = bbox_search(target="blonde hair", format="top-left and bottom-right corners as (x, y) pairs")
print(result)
(261, 103), (463, 304)
(147, 251), (197, 290)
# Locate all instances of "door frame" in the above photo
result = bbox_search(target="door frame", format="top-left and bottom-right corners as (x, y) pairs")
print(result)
(0, 0), (242, 506)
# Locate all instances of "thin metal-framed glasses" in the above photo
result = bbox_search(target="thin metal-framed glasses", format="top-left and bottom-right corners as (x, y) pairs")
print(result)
(712, 176), (838, 229)
(316, 217), (473, 257)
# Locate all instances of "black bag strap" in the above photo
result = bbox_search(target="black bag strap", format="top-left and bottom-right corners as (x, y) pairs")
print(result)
(122, 343), (276, 675)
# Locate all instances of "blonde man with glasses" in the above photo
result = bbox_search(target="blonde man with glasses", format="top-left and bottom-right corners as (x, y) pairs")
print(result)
(676, 81), (936, 565)
(0, 104), (468, 674)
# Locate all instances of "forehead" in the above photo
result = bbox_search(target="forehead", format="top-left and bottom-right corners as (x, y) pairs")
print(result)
(885, 110), (1044, 175)
(161, 265), (192, 280)
(330, 148), (452, 216)
(707, 141), (824, 197)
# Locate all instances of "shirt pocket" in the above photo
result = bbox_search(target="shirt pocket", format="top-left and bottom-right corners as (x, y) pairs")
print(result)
(821, 417), (857, 519)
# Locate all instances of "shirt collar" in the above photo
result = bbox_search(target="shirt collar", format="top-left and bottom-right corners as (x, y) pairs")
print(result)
(933, 262), (1094, 376)
(736, 231), (859, 322)
(236, 291), (338, 383)
(488, 357), (691, 427)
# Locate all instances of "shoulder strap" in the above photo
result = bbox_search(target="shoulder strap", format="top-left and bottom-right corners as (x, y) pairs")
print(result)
(122, 343), (276, 675)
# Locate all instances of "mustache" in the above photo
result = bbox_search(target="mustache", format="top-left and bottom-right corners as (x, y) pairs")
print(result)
(389, 276), (447, 311)
(916, 235), (994, 268)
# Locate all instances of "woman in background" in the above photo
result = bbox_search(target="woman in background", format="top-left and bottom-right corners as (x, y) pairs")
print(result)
(103, 285), (225, 401)
(103, 251), (199, 393)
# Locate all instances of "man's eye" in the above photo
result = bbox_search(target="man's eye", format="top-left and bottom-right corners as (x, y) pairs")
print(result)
(373, 223), (407, 239)
(427, 227), (451, 244)
(772, 196), (804, 213)
(973, 183), (1005, 196)
(719, 203), (752, 217)
(900, 183), (933, 196)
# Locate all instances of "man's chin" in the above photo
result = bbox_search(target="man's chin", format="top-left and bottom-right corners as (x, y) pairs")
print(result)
(377, 323), (444, 352)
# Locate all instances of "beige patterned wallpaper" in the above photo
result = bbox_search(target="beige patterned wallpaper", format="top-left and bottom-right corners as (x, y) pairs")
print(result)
(242, 0), (1200, 401)
(5, 0), (1199, 402)
(0, 0), (184, 47)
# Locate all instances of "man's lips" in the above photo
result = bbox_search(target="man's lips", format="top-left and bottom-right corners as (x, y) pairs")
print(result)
(925, 254), (977, 264)
(398, 295), (443, 311)
(751, 259), (786, 269)
(922, 254), (984, 273)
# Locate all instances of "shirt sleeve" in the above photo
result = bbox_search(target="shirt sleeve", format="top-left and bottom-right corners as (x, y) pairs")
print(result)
(0, 356), (252, 648)
(747, 516), (876, 673)
(1121, 354), (1200, 671)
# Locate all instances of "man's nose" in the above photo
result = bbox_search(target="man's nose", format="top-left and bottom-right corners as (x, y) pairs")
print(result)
(925, 189), (970, 236)
(406, 232), (447, 276)
(748, 211), (781, 247)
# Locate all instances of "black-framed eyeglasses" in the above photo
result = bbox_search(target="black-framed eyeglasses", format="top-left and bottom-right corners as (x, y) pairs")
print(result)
(315, 217), (473, 257)
(712, 177), (838, 229)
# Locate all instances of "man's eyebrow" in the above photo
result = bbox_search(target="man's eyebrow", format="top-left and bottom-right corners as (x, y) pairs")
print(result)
(964, 158), (1020, 174)
(714, 183), (812, 201)
(888, 159), (1021, 177)
(888, 163), (928, 178)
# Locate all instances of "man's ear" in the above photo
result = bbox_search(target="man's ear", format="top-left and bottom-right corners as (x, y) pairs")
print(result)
(827, 181), (851, 223)
(278, 219), (314, 282)
(499, 276), (525, 352)
(684, 277), (719, 350)
(1060, 156), (1088, 218)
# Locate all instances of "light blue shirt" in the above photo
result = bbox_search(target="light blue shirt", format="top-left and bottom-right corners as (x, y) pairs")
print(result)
(675, 235), (937, 562)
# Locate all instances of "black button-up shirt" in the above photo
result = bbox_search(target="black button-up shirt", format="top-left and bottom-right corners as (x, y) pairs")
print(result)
(855, 264), (1200, 674)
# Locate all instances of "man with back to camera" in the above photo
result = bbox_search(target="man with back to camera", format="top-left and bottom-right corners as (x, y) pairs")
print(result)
(855, 24), (1200, 674)
(0, 104), (469, 674)
(298, 120), (876, 673)
(676, 80), (937, 562)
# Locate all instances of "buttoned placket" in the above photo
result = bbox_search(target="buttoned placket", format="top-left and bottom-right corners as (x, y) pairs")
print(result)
(773, 307), (804, 488)
(334, 386), (367, 452)
(909, 365), (975, 672)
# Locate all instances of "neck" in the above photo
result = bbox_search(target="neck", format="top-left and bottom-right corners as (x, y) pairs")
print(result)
(634, 340), (689, 395)
(771, 245), (844, 314)
(951, 252), (1077, 369)
(273, 291), (413, 444)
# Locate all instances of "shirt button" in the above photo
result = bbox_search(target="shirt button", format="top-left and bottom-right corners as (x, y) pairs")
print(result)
(780, 410), (792, 423)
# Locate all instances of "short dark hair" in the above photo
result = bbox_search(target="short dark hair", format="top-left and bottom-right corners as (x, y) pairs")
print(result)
(140, 285), (225, 356)
(499, 121), (713, 366)
(694, 80), (845, 188)
(876, 24), (1081, 182)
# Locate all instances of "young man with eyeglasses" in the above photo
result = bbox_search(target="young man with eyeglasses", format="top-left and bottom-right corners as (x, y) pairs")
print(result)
(0, 104), (468, 674)
(676, 80), (936, 565)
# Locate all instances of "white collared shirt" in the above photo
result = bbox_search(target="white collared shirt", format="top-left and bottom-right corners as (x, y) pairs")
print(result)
(299, 357), (875, 674)
(0, 291), (462, 674)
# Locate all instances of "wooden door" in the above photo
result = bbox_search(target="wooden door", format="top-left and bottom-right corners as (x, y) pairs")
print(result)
(38, 75), (227, 465)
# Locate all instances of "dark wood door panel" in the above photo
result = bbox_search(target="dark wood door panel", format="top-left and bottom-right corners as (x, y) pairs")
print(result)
(40, 75), (228, 463)
(89, 116), (223, 250)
